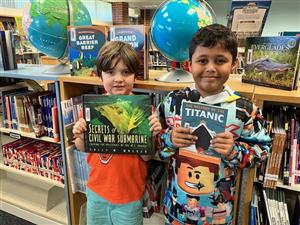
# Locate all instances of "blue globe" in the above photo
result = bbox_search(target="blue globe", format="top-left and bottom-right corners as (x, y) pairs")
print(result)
(23, 0), (92, 59)
(151, 0), (214, 62)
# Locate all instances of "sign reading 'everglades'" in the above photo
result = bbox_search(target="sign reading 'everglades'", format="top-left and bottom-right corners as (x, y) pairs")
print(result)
(83, 94), (153, 154)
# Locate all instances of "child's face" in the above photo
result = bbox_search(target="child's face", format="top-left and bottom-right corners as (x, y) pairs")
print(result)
(189, 44), (237, 97)
(101, 58), (135, 95)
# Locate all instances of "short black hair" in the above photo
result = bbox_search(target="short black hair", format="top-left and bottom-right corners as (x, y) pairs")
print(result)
(189, 24), (238, 62)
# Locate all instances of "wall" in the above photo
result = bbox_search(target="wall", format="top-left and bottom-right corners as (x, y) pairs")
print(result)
(82, 0), (112, 24)
(207, 0), (300, 36)
(0, 0), (113, 25)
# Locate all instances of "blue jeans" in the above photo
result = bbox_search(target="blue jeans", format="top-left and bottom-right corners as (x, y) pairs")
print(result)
(86, 188), (143, 225)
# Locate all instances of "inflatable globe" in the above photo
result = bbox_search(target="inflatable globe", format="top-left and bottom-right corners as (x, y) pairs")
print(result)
(151, 0), (214, 62)
(22, 0), (92, 61)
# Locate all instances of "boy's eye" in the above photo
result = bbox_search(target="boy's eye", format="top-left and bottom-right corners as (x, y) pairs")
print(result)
(122, 70), (132, 76)
(216, 58), (228, 64)
(105, 70), (113, 74)
(197, 59), (207, 64)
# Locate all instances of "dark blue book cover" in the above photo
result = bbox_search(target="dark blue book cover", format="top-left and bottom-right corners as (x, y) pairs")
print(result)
(109, 25), (149, 80)
(181, 101), (228, 157)
(68, 25), (107, 76)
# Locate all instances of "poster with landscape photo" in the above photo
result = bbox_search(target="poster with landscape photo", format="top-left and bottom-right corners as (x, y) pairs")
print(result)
(242, 36), (300, 90)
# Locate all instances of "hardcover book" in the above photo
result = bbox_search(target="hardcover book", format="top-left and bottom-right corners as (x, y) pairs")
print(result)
(181, 101), (228, 157)
(242, 36), (300, 90)
(227, 0), (272, 46)
(83, 94), (153, 154)
(109, 25), (149, 80)
(68, 25), (107, 76)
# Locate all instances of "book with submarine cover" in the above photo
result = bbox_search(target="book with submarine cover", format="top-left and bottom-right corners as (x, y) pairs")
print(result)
(83, 94), (153, 154)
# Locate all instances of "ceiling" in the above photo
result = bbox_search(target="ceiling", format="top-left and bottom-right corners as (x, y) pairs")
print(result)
(102, 0), (165, 9)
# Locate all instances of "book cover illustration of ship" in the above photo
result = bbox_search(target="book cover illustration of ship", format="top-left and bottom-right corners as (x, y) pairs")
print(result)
(181, 101), (228, 157)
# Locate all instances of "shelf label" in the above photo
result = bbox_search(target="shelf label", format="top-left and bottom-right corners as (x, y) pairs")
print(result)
(9, 132), (21, 139)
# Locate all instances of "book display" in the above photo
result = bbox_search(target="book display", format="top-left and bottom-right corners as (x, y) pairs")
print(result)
(57, 70), (300, 225)
(2, 0), (300, 225)
(242, 36), (300, 90)
(109, 25), (149, 80)
(227, 0), (272, 46)
(68, 25), (107, 76)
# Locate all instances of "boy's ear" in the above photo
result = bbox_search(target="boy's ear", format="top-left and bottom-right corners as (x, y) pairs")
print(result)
(188, 61), (192, 71)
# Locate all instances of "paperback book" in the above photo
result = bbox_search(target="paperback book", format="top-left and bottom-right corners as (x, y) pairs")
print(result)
(227, 0), (272, 46)
(181, 101), (228, 157)
(68, 25), (107, 76)
(242, 36), (300, 90)
(109, 25), (149, 80)
(83, 94), (153, 154)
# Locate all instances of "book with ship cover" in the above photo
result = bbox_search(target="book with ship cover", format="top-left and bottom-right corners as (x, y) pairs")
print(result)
(83, 94), (153, 154)
(181, 101), (228, 157)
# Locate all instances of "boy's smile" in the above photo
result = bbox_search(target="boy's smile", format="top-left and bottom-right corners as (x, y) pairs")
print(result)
(189, 44), (237, 97)
(101, 58), (135, 95)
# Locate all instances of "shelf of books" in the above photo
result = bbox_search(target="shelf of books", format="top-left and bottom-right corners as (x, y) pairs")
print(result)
(58, 69), (300, 225)
(0, 64), (70, 224)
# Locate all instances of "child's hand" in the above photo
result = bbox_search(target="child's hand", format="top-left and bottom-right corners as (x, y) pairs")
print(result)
(211, 132), (235, 158)
(72, 118), (87, 140)
(171, 127), (197, 148)
(149, 114), (162, 137)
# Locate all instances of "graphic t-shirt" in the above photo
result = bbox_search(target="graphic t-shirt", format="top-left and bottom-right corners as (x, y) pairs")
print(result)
(87, 153), (147, 204)
(158, 85), (271, 225)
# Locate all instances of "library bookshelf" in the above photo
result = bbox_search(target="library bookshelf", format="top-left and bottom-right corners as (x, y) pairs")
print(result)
(58, 70), (300, 225)
(0, 64), (69, 225)
(2, 65), (299, 225)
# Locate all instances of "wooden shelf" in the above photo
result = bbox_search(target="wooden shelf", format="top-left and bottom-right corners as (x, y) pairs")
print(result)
(58, 70), (300, 225)
(0, 127), (60, 144)
(276, 180), (300, 192)
(0, 170), (67, 224)
(58, 70), (256, 94)
(254, 179), (300, 192)
(0, 163), (64, 188)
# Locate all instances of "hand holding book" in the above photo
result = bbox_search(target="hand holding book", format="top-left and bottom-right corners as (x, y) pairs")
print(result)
(171, 127), (235, 158)
(149, 114), (162, 137)
(210, 132), (235, 159)
(170, 127), (198, 148)
(72, 118), (87, 152)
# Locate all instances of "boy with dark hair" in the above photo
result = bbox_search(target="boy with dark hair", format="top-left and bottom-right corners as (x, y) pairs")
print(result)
(158, 24), (271, 225)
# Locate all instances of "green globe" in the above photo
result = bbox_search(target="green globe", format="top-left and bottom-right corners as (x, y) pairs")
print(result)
(23, 0), (92, 59)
